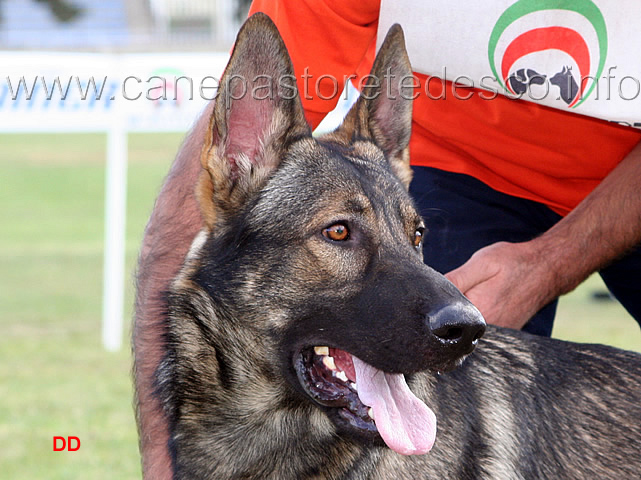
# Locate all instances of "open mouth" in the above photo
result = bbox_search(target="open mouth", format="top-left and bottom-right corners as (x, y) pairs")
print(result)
(294, 346), (437, 456)
(295, 346), (374, 431)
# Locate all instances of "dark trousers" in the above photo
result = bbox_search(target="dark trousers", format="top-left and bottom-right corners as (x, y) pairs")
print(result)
(410, 166), (641, 337)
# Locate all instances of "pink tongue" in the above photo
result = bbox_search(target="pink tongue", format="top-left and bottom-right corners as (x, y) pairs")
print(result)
(352, 356), (436, 455)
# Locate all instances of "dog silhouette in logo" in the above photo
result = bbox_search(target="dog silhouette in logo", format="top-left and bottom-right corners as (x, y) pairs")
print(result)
(550, 66), (579, 105)
(507, 68), (547, 96)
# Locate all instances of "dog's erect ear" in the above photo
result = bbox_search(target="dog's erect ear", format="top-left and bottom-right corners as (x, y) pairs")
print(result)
(333, 24), (414, 189)
(198, 13), (311, 228)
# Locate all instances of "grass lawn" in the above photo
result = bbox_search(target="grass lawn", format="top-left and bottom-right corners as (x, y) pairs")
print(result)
(1, 133), (182, 479)
(1, 133), (640, 478)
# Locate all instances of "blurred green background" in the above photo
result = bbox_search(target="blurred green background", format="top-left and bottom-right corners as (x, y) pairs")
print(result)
(1, 133), (181, 479)
(1, 133), (640, 479)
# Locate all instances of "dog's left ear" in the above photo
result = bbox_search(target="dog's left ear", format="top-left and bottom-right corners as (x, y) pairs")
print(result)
(333, 24), (414, 189)
(198, 13), (311, 229)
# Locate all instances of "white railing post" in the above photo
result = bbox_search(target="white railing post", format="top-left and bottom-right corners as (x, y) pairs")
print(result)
(102, 117), (128, 352)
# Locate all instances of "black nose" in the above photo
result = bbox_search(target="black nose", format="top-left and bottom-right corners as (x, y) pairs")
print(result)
(427, 303), (486, 355)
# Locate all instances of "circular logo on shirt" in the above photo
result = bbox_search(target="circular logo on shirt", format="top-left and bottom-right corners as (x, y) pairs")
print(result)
(488, 0), (607, 108)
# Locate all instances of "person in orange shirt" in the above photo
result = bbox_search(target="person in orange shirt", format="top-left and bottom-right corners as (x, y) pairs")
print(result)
(235, 0), (641, 336)
(133, 2), (641, 477)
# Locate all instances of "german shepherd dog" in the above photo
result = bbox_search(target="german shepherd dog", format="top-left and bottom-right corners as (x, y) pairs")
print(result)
(154, 13), (641, 479)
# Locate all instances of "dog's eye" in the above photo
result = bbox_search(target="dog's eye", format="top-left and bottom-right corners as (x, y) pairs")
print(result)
(413, 228), (424, 250)
(323, 223), (350, 242)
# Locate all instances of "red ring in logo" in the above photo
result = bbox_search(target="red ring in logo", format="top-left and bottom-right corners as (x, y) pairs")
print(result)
(501, 26), (590, 107)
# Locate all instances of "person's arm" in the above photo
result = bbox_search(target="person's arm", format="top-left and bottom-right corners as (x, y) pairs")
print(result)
(446, 140), (641, 329)
(133, 102), (213, 479)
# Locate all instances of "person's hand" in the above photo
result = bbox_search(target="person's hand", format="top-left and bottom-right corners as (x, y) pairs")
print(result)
(445, 140), (641, 331)
(445, 241), (557, 330)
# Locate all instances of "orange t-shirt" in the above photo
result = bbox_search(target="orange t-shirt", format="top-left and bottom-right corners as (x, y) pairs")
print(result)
(249, 0), (641, 216)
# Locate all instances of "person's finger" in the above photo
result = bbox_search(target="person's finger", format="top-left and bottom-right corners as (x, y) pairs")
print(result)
(445, 258), (489, 293)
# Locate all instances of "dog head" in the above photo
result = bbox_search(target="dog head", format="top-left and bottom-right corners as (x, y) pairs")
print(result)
(184, 13), (485, 457)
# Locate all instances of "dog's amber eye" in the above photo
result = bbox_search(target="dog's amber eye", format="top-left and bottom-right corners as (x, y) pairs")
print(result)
(323, 223), (350, 242)
(413, 229), (424, 249)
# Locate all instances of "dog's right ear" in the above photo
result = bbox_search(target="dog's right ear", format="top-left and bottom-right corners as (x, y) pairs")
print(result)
(198, 13), (311, 229)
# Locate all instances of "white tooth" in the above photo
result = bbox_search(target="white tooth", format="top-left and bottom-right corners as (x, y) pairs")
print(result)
(335, 371), (348, 382)
(351, 382), (358, 391)
(314, 346), (329, 356)
(368, 407), (375, 420)
(322, 355), (337, 371)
